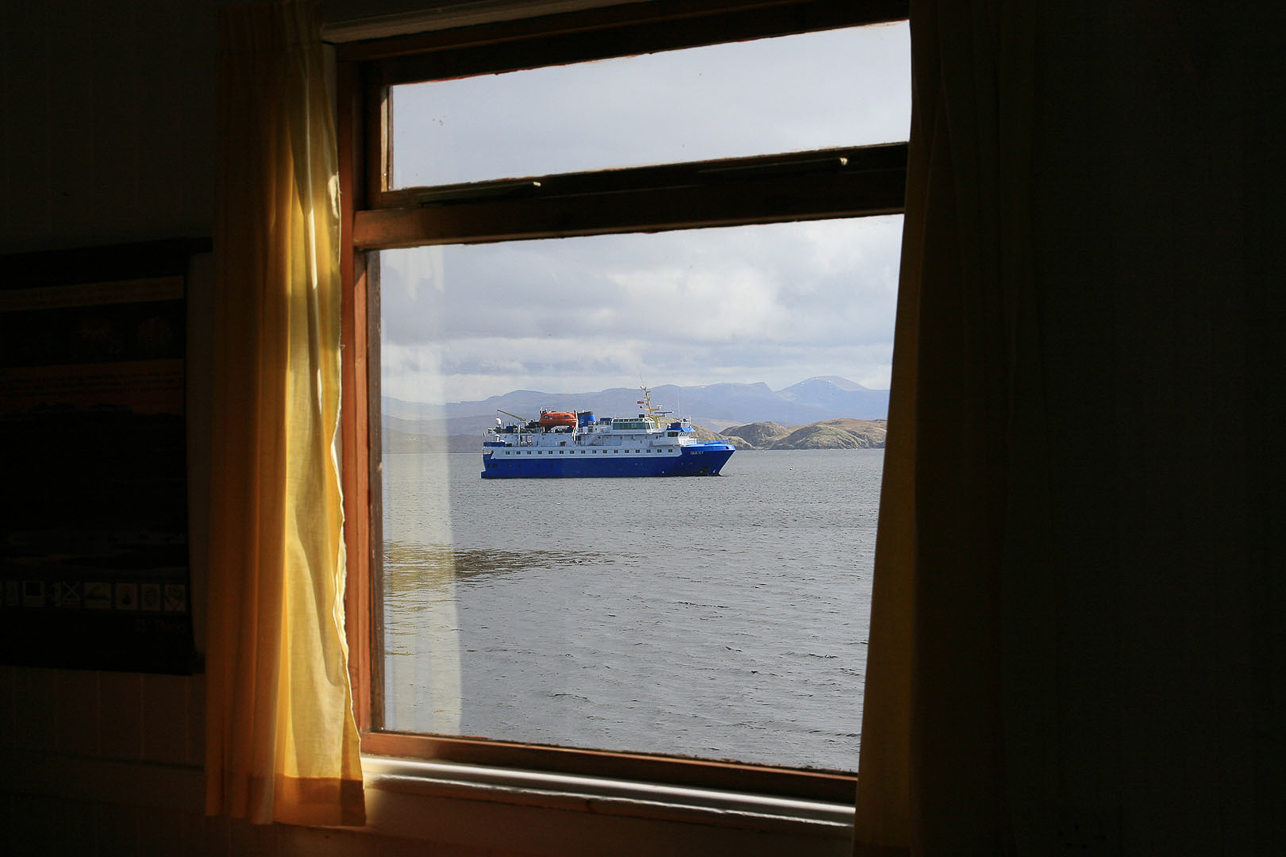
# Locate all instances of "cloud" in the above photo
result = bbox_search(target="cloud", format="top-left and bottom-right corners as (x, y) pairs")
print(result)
(392, 23), (910, 186)
(379, 22), (909, 404)
(381, 216), (901, 402)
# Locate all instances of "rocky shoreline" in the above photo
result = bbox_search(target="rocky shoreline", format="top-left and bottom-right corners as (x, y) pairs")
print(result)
(715, 418), (887, 450)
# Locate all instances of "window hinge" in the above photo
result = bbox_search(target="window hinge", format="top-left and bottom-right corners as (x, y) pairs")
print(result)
(416, 180), (543, 205)
(697, 156), (848, 179)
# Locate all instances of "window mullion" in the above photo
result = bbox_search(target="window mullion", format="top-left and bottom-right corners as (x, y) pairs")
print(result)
(354, 143), (907, 249)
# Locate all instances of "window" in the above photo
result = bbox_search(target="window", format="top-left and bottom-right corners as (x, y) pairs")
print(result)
(338, 0), (908, 801)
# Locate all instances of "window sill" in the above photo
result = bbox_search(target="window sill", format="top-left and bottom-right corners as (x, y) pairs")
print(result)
(362, 754), (855, 837)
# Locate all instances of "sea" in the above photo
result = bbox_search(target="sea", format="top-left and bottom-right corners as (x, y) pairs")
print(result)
(381, 448), (882, 773)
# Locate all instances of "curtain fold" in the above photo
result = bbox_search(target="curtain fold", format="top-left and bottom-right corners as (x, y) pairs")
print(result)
(206, 0), (365, 827)
(853, 3), (1042, 854)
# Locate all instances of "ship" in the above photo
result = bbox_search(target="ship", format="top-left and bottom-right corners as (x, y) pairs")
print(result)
(480, 387), (735, 479)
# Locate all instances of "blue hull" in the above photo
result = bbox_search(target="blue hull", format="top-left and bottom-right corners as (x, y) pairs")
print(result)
(481, 443), (734, 479)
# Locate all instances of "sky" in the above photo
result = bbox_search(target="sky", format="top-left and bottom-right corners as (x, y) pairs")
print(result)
(380, 22), (910, 406)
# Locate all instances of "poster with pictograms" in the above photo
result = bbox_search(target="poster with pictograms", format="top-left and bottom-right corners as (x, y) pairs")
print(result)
(0, 241), (203, 673)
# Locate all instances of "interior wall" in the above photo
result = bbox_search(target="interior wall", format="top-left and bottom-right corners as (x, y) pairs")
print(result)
(0, 1), (1281, 855)
(0, 2), (222, 853)
(319, 0), (649, 39)
(0, 1), (215, 255)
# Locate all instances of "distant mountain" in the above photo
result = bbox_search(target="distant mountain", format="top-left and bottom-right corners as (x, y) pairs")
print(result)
(776, 376), (875, 409)
(780, 375), (871, 394)
(382, 376), (888, 438)
(382, 425), (450, 453)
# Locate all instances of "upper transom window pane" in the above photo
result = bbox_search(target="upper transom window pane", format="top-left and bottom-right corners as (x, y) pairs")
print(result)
(390, 22), (909, 189)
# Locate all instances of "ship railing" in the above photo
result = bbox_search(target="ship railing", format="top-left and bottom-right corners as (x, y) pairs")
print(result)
(485, 433), (535, 448)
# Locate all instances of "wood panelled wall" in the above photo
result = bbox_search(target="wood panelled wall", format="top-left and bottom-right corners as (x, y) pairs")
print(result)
(0, 0), (215, 254)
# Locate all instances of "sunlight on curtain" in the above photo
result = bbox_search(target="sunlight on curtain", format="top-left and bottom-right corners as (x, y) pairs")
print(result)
(853, 4), (1041, 855)
(206, 0), (364, 827)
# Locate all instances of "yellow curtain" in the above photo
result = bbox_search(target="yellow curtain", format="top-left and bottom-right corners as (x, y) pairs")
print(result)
(853, 3), (1043, 854)
(206, 0), (364, 827)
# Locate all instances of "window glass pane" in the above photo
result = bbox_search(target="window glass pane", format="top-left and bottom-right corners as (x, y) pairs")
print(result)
(379, 217), (898, 771)
(390, 22), (910, 188)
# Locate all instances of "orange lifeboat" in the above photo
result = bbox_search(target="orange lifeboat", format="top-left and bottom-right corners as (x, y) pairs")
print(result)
(537, 410), (577, 428)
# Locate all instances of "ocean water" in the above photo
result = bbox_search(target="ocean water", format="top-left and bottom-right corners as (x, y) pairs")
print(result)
(381, 448), (881, 772)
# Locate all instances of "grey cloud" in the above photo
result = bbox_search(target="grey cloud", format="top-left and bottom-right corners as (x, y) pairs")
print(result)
(380, 22), (909, 403)
(393, 24), (909, 186)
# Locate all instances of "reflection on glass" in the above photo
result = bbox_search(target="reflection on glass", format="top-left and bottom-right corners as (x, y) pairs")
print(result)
(391, 22), (910, 188)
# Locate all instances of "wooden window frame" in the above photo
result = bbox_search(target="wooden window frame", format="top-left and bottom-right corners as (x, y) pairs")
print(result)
(337, 0), (908, 803)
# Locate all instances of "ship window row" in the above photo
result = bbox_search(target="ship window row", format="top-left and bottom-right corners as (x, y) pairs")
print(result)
(509, 449), (674, 455)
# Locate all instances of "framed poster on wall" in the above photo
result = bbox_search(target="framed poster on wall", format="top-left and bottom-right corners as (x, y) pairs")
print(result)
(0, 239), (206, 673)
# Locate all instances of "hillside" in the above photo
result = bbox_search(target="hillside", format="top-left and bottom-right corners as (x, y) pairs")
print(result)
(719, 418), (887, 450)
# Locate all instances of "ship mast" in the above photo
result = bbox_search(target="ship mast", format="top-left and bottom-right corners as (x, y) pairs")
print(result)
(637, 386), (672, 429)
